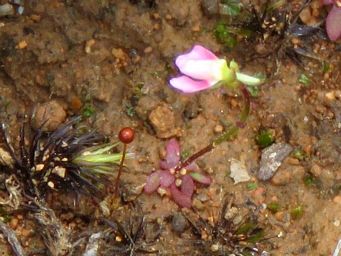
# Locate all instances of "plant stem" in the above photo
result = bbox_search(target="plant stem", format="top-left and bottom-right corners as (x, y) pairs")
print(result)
(176, 84), (251, 170)
(114, 143), (127, 196)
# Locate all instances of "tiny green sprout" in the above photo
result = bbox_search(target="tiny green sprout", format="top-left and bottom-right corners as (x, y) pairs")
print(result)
(73, 142), (124, 175)
(290, 205), (304, 220)
(82, 103), (95, 118)
(124, 103), (136, 117)
(246, 182), (258, 190)
(303, 173), (317, 187)
(214, 23), (237, 49)
(292, 148), (306, 161)
(298, 74), (310, 86)
(181, 149), (190, 160)
(267, 202), (280, 213)
(255, 129), (275, 149)
(321, 62), (330, 74)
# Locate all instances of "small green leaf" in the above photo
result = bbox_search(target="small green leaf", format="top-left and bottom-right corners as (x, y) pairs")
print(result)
(290, 205), (304, 220)
(82, 103), (95, 118)
(181, 150), (190, 160)
(267, 202), (280, 213)
(214, 23), (237, 49)
(303, 174), (316, 187)
(292, 148), (306, 160)
(298, 74), (310, 86)
(255, 129), (274, 149)
(190, 172), (211, 185)
(246, 182), (258, 190)
(321, 62), (330, 73)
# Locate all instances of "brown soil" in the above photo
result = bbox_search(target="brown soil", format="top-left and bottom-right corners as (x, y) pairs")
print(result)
(0, 0), (340, 255)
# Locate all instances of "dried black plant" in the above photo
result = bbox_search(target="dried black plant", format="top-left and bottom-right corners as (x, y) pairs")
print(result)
(0, 116), (123, 200)
(184, 196), (268, 256)
(99, 203), (160, 256)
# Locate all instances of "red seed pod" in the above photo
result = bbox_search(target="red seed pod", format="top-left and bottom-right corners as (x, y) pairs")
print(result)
(118, 127), (135, 144)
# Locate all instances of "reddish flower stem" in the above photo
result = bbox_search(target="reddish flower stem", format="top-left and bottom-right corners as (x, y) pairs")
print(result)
(175, 85), (251, 170)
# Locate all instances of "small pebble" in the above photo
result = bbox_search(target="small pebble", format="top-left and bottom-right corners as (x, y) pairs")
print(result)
(17, 40), (28, 49)
(191, 23), (200, 32)
(214, 124), (223, 133)
(32, 100), (67, 132)
(144, 46), (153, 54)
(9, 218), (19, 230)
(325, 91), (335, 101)
(171, 213), (188, 233)
(333, 195), (341, 205)
(85, 39), (95, 53)
(310, 164), (322, 177)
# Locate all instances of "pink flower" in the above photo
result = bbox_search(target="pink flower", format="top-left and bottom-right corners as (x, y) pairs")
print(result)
(323, 0), (341, 41)
(169, 45), (264, 93)
(144, 138), (211, 208)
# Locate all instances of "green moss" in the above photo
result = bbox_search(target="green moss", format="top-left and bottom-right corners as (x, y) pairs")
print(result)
(181, 149), (190, 160)
(292, 148), (306, 160)
(214, 23), (237, 49)
(255, 129), (274, 149)
(298, 74), (310, 86)
(82, 103), (95, 118)
(290, 205), (304, 220)
(267, 202), (280, 213)
(246, 182), (257, 191)
(303, 174), (317, 187)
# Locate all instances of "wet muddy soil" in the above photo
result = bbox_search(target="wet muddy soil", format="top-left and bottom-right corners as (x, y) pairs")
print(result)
(0, 0), (340, 255)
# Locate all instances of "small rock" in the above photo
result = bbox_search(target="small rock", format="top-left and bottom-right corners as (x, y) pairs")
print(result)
(0, 147), (14, 168)
(201, 0), (218, 16)
(192, 198), (204, 210)
(9, 218), (19, 230)
(271, 168), (291, 186)
(171, 213), (188, 234)
(0, 3), (14, 17)
(196, 193), (208, 202)
(144, 46), (153, 54)
(17, 40), (28, 49)
(32, 100), (67, 132)
(85, 39), (95, 53)
(258, 143), (293, 181)
(229, 158), (250, 184)
(310, 164), (322, 177)
(333, 195), (341, 205)
(149, 104), (180, 139)
(191, 23), (201, 32)
(224, 206), (238, 220)
(251, 187), (266, 205)
(214, 124), (223, 133)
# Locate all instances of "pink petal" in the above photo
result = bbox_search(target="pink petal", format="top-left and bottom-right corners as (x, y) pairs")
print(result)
(181, 175), (195, 197)
(159, 170), (175, 187)
(169, 76), (215, 93)
(190, 172), (212, 185)
(176, 59), (226, 81)
(170, 183), (192, 208)
(326, 5), (341, 41)
(144, 171), (160, 194)
(175, 45), (218, 70)
(160, 138), (180, 169)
